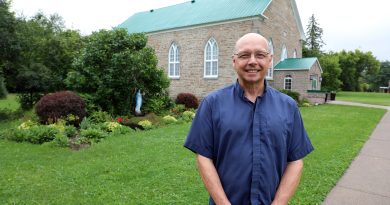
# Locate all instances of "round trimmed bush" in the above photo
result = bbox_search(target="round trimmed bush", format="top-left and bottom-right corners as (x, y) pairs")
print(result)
(35, 91), (86, 126)
(175, 93), (199, 109)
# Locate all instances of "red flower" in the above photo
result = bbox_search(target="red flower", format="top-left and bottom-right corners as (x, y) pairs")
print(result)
(117, 117), (123, 123)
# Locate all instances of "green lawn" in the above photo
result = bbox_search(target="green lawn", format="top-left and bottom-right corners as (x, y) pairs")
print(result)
(0, 105), (386, 204)
(336, 91), (390, 106)
(0, 94), (20, 111)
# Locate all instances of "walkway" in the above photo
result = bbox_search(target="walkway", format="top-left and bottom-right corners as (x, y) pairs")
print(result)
(322, 101), (390, 205)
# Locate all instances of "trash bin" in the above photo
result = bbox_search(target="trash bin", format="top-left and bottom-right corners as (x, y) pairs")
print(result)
(330, 92), (336, 101)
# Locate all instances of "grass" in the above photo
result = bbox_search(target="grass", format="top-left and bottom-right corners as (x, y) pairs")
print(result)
(0, 94), (20, 111)
(0, 103), (386, 204)
(336, 91), (390, 106)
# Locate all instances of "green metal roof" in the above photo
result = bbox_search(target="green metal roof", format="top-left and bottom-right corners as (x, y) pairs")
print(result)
(274, 58), (318, 70)
(117, 0), (272, 33)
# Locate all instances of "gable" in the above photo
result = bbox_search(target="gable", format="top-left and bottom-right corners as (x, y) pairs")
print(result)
(117, 0), (272, 33)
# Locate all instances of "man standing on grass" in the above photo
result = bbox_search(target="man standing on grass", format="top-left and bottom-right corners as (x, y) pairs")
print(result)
(184, 33), (314, 205)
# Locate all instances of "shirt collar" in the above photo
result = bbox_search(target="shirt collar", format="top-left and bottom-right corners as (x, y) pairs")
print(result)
(235, 80), (269, 100)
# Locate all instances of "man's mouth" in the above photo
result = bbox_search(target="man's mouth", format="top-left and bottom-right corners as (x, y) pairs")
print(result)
(246, 69), (260, 73)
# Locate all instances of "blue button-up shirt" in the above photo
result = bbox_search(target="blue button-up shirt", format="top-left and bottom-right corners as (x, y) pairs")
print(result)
(184, 82), (314, 205)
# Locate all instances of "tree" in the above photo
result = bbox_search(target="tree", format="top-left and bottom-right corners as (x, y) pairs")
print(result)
(368, 61), (390, 91)
(0, 0), (19, 91)
(319, 53), (342, 91)
(338, 50), (380, 91)
(303, 14), (325, 58)
(66, 29), (170, 115)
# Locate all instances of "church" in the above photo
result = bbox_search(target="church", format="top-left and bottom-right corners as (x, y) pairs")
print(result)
(118, 0), (324, 102)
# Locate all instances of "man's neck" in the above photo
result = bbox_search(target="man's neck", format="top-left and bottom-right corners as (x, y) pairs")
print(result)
(239, 80), (265, 103)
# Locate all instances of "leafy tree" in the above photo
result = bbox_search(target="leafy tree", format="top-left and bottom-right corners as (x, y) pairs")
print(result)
(368, 61), (390, 91)
(338, 50), (380, 91)
(319, 53), (342, 91)
(303, 14), (325, 58)
(66, 29), (170, 115)
(16, 63), (52, 109)
(0, 0), (19, 91)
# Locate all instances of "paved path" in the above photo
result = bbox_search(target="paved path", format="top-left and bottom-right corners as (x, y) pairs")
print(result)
(322, 101), (390, 205)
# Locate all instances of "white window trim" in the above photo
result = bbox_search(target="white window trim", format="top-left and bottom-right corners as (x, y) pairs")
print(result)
(168, 43), (180, 79)
(293, 49), (297, 58)
(284, 75), (292, 90)
(311, 75), (318, 90)
(281, 44), (288, 61)
(204, 38), (218, 78)
(266, 39), (274, 80)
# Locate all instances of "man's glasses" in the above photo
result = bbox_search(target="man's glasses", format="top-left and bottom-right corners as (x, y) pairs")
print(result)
(233, 51), (270, 60)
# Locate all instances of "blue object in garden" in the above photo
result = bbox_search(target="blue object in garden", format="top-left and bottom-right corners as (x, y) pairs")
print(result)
(135, 89), (142, 115)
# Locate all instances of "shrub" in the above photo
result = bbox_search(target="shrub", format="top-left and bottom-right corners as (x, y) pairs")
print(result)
(35, 91), (86, 126)
(79, 128), (108, 143)
(18, 93), (44, 110)
(163, 115), (177, 124)
(51, 133), (69, 147)
(0, 108), (24, 121)
(138, 120), (153, 130)
(279, 89), (300, 103)
(175, 93), (199, 109)
(182, 110), (196, 122)
(171, 104), (186, 116)
(7, 125), (58, 144)
(64, 125), (77, 138)
(89, 110), (112, 123)
(143, 95), (173, 115)
(80, 117), (92, 130)
(102, 122), (123, 132)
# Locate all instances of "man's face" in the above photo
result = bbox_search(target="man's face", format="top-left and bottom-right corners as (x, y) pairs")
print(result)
(232, 34), (272, 85)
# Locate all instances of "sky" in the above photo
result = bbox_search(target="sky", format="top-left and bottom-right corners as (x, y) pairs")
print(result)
(10, 0), (390, 61)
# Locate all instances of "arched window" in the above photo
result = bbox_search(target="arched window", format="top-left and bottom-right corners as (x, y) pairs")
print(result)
(267, 39), (274, 79)
(281, 44), (288, 61)
(284, 75), (292, 90)
(168, 43), (180, 78)
(293, 49), (297, 58)
(204, 38), (218, 78)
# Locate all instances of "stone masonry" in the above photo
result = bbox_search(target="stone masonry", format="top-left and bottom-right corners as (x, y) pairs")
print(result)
(146, 0), (308, 99)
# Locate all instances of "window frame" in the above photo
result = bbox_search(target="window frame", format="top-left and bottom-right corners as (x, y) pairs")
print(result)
(168, 43), (180, 79)
(284, 75), (292, 90)
(204, 38), (219, 78)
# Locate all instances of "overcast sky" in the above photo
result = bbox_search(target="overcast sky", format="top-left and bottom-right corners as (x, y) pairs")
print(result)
(10, 0), (390, 61)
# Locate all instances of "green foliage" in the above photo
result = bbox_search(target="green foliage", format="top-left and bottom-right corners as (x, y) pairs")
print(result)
(162, 115), (178, 124)
(66, 29), (170, 115)
(0, 108), (24, 121)
(137, 120), (153, 130)
(51, 133), (69, 147)
(182, 110), (196, 122)
(338, 50), (380, 91)
(303, 14), (324, 58)
(319, 53), (342, 91)
(89, 110), (112, 124)
(79, 128), (107, 143)
(79, 117), (92, 130)
(279, 89), (300, 103)
(4, 124), (58, 144)
(143, 95), (173, 115)
(17, 92), (43, 110)
(366, 61), (390, 91)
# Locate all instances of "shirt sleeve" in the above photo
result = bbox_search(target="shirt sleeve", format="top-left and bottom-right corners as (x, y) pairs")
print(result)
(287, 106), (314, 162)
(183, 98), (214, 159)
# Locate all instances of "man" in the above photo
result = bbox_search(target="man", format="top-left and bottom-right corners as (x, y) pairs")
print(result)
(184, 33), (314, 205)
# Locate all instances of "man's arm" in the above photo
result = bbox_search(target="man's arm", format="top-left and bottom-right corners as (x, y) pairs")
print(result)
(271, 159), (304, 205)
(196, 154), (231, 205)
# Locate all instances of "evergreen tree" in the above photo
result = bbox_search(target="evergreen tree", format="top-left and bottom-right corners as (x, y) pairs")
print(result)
(303, 14), (325, 57)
